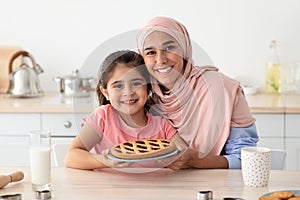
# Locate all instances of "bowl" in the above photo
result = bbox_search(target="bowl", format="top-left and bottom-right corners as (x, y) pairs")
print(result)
(242, 85), (258, 95)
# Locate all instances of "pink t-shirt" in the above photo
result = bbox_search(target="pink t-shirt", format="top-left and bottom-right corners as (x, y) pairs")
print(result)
(83, 104), (177, 154)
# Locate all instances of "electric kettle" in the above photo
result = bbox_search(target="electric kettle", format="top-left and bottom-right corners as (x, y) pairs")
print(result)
(7, 50), (44, 97)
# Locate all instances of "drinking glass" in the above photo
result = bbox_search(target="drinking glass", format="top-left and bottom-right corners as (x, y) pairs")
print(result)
(29, 130), (51, 192)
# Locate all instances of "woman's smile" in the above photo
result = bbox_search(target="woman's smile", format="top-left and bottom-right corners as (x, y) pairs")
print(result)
(155, 66), (173, 74)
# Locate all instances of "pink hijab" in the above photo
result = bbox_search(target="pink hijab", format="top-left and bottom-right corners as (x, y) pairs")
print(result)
(137, 16), (255, 157)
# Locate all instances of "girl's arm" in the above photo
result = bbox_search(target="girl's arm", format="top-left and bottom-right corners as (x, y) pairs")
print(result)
(64, 125), (108, 170)
(65, 124), (130, 170)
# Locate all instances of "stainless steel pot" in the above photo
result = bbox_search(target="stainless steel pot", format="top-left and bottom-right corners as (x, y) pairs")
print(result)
(53, 69), (95, 97)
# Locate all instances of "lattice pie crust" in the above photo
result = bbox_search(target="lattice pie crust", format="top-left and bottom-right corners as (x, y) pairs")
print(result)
(111, 139), (176, 159)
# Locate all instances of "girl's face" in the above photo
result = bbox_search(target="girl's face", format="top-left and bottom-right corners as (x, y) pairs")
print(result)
(142, 31), (184, 90)
(100, 64), (148, 117)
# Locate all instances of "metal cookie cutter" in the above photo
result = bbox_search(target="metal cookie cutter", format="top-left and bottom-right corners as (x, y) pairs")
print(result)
(35, 190), (51, 199)
(197, 190), (213, 200)
(0, 193), (22, 200)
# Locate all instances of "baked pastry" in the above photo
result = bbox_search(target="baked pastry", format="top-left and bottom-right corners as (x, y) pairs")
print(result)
(259, 191), (299, 200)
(111, 139), (176, 160)
(270, 191), (294, 199)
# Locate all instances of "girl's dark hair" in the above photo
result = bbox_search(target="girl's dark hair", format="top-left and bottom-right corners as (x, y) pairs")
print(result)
(96, 50), (151, 107)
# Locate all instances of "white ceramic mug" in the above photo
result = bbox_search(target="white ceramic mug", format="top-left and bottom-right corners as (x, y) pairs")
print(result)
(241, 146), (271, 187)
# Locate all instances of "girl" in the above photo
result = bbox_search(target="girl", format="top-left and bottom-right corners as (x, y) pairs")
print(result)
(65, 50), (186, 170)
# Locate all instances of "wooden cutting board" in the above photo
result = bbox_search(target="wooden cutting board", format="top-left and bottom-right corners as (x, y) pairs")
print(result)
(0, 46), (22, 93)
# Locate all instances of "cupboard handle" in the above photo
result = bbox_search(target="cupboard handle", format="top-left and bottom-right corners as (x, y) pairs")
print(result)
(64, 121), (72, 128)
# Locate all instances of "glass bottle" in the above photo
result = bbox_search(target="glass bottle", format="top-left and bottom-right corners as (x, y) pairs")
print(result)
(265, 40), (281, 94)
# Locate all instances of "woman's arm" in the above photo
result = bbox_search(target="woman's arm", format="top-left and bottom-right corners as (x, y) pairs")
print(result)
(188, 123), (258, 169)
(165, 133), (229, 170)
(221, 123), (259, 169)
(167, 123), (258, 170)
(186, 149), (229, 169)
(167, 147), (229, 170)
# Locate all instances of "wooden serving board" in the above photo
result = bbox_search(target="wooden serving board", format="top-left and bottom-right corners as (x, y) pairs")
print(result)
(0, 46), (22, 93)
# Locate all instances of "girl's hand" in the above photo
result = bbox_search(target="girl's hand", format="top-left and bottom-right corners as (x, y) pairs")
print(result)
(93, 149), (132, 168)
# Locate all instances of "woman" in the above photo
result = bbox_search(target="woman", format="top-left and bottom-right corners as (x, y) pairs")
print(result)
(137, 16), (258, 169)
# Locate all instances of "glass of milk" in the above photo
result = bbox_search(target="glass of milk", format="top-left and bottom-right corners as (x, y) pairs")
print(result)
(29, 130), (51, 192)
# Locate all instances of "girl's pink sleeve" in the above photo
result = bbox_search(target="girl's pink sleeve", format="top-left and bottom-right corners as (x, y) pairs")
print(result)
(86, 107), (106, 137)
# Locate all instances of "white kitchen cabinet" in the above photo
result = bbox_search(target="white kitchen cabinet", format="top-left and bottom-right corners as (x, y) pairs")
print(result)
(0, 113), (88, 166)
(285, 114), (300, 170)
(0, 113), (40, 166)
(41, 113), (88, 136)
(257, 138), (284, 149)
(285, 138), (300, 170)
(0, 135), (30, 166)
(253, 113), (300, 170)
(41, 113), (89, 165)
(253, 114), (285, 149)
(285, 114), (300, 137)
(0, 113), (41, 134)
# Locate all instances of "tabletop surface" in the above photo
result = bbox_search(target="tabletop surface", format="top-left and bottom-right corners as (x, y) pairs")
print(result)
(0, 167), (299, 200)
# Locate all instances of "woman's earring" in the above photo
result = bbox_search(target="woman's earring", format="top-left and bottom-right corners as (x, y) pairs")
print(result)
(106, 96), (110, 101)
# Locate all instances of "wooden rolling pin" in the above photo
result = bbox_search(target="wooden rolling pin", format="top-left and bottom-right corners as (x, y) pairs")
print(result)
(0, 171), (24, 189)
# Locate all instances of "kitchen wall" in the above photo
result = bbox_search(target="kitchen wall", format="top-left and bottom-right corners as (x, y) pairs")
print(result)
(0, 0), (299, 92)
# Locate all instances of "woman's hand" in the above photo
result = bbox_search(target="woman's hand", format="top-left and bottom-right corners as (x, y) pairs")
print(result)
(166, 148), (198, 170)
(156, 148), (198, 170)
(166, 149), (229, 169)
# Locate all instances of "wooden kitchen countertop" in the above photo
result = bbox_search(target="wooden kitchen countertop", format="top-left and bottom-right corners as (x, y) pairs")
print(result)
(0, 166), (300, 200)
(245, 93), (300, 114)
(0, 93), (300, 114)
(0, 93), (96, 113)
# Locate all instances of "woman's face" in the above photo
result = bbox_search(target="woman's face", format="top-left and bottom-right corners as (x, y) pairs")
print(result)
(142, 31), (184, 90)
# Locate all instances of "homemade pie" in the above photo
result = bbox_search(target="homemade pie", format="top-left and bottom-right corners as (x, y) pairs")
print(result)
(111, 139), (176, 160)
